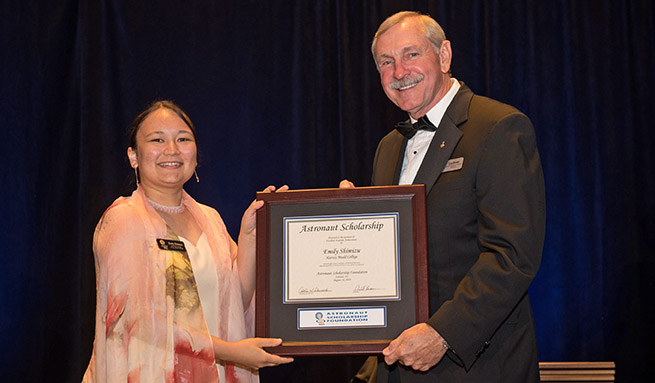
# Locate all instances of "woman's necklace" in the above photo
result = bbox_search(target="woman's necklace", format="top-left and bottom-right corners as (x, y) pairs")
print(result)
(147, 198), (185, 214)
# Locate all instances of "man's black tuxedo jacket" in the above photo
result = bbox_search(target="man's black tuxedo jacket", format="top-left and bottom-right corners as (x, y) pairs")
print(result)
(372, 84), (546, 382)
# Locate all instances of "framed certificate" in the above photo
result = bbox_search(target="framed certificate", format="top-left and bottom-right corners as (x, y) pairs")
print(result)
(255, 185), (428, 356)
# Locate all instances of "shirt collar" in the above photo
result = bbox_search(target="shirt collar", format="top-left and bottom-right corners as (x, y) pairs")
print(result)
(410, 78), (461, 126)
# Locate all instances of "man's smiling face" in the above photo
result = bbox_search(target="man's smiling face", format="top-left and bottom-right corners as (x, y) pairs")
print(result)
(374, 17), (451, 119)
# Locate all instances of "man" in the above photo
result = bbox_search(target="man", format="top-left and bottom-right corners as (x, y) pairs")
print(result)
(345, 11), (546, 382)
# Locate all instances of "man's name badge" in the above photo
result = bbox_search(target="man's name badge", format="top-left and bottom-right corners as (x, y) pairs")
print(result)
(157, 238), (186, 252)
(442, 157), (464, 173)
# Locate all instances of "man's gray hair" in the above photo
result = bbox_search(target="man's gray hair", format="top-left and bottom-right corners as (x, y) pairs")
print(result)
(371, 11), (447, 60)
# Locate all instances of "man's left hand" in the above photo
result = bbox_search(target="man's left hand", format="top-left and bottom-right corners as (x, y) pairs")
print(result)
(382, 323), (447, 371)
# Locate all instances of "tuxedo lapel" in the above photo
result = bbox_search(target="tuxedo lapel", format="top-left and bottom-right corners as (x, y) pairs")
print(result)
(373, 131), (407, 186)
(412, 121), (461, 191)
(413, 84), (473, 193)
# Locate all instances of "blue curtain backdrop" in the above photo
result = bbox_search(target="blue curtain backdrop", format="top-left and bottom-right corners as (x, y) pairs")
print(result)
(1, 1), (653, 381)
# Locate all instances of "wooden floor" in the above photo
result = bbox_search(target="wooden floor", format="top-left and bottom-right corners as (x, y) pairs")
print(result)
(539, 362), (615, 382)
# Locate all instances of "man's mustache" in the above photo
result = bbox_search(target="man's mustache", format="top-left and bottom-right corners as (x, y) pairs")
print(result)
(389, 74), (424, 90)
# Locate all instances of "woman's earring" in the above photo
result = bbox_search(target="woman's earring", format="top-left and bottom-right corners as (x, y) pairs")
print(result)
(195, 170), (200, 183)
(134, 167), (140, 185)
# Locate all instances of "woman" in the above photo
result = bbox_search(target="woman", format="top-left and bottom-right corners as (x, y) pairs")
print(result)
(83, 100), (292, 382)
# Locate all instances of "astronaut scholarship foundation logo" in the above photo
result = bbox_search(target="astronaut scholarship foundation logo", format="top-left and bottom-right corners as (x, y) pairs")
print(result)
(315, 312), (325, 325)
(298, 307), (387, 329)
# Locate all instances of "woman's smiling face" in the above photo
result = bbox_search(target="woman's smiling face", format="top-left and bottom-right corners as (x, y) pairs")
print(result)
(128, 107), (197, 192)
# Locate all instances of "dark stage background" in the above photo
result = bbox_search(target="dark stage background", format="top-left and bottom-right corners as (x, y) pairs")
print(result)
(1, 1), (654, 381)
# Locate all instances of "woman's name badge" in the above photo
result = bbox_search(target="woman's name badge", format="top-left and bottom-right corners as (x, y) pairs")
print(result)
(157, 238), (186, 252)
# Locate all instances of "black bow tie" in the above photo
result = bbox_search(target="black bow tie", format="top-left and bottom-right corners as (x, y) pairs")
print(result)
(395, 116), (436, 139)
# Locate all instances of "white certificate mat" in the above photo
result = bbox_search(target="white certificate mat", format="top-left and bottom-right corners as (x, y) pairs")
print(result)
(283, 213), (400, 303)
